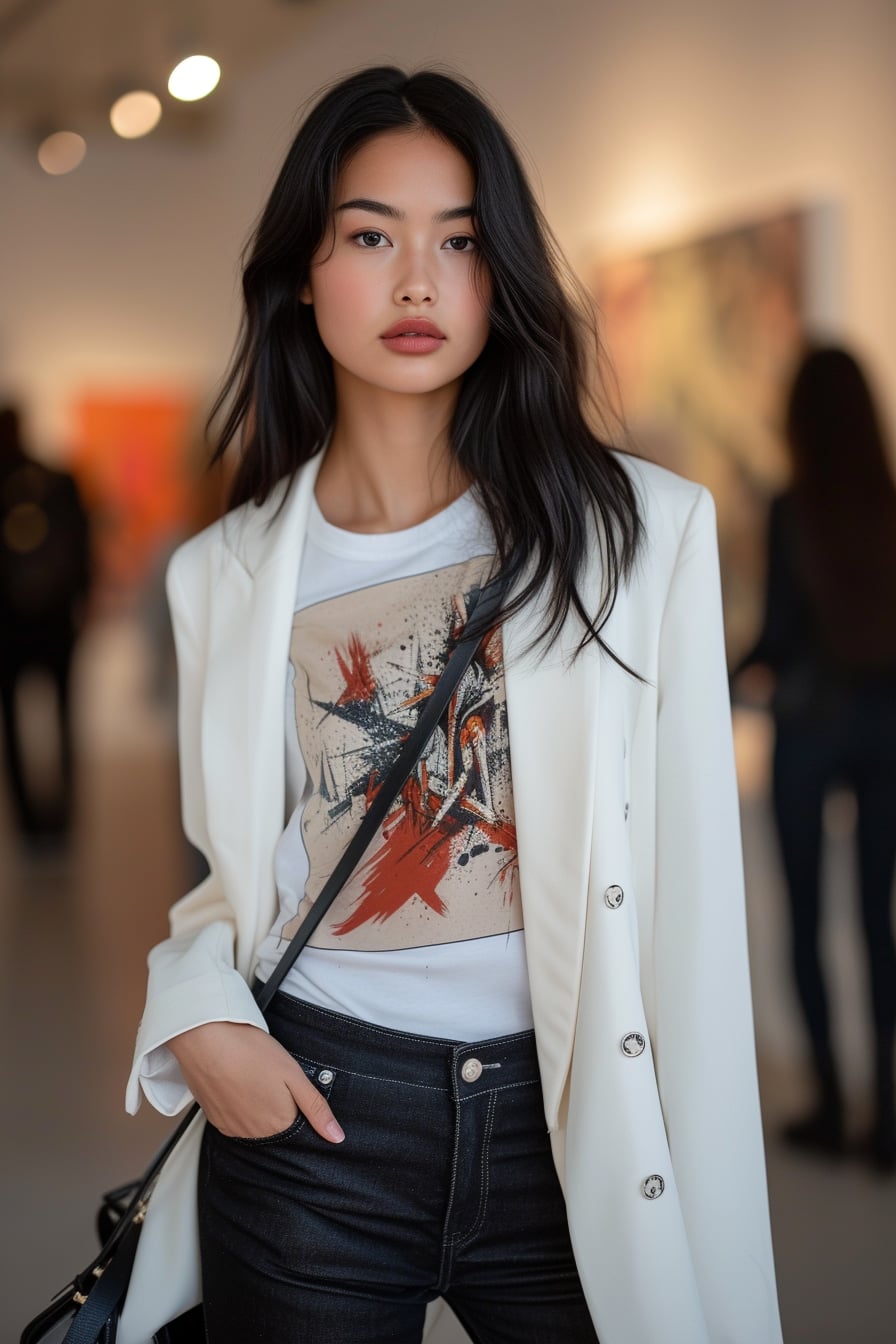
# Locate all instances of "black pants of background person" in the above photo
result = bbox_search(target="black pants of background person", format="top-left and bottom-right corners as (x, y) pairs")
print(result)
(772, 686), (896, 1170)
(198, 992), (599, 1344)
(0, 638), (76, 842)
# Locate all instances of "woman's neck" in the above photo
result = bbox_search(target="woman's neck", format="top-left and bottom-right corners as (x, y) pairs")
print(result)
(314, 376), (470, 534)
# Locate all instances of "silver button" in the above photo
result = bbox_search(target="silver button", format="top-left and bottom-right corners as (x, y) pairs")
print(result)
(621, 1032), (645, 1057)
(461, 1058), (483, 1083)
(642, 1174), (665, 1200)
(604, 884), (624, 909)
(318, 1069), (335, 1086)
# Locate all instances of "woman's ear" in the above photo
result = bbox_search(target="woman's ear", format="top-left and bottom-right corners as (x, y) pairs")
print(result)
(299, 279), (313, 305)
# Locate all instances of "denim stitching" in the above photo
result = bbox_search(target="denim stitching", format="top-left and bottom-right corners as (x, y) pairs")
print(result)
(455, 1028), (539, 1050)
(458, 1078), (539, 1100)
(271, 995), (537, 1053)
(287, 1055), (447, 1093)
(436, 1080), (464, 1291)
(286, 1055), (538, 1097)
(452, 1088), (497, 1249)
(225, 1112), (309, 1147)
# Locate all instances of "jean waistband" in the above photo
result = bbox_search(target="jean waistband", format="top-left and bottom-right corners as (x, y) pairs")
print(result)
(259, 984), (541, 1100)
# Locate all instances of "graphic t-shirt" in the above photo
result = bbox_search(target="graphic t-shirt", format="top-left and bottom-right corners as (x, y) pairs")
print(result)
(252, 488), (533, 1041)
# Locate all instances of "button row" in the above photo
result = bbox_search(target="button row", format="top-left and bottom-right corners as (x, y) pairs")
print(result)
(603, 892), (661, 1197)
(460, 882), (662, 1200)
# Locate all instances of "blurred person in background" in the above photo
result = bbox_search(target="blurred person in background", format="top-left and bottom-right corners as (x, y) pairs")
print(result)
(0, 403), (91, 845)
(736, 345), (896, 1172)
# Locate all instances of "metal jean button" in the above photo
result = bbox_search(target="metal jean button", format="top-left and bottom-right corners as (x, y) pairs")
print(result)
(461, 1058), (483, 1083)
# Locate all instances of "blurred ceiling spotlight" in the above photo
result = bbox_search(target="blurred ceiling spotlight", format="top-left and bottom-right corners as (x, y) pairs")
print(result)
(37, 131), (87, 175)
(167, 55), (221, 102)
(110, 90), (162, 139)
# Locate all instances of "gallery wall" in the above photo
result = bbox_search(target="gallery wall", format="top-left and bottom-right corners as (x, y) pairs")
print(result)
(1, 0), (893, 459)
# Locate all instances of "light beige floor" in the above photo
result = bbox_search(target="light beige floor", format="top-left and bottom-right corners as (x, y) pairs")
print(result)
(2, 617), (894, 1344)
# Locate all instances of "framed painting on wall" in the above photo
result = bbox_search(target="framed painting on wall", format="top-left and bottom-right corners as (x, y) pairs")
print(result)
(592, 209), (809, 661)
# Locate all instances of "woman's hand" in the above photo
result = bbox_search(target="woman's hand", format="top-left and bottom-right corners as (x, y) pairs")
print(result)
(167, 1021), (345, 1143)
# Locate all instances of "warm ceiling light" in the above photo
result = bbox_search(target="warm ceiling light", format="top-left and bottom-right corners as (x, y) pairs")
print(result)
(110, 90), (162, 139)
(37, 131), (86, 175)
(167, 55), (220, 102)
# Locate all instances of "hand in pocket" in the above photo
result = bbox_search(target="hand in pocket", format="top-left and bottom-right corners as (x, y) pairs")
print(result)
(168, 1021), (345, 1142)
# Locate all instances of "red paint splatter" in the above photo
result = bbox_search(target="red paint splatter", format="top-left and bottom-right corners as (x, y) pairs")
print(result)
(330, 777), (519, 936)
(330, 776), (454, 934)
(335, 634), (376, 704)
(481, 625), (503, 672)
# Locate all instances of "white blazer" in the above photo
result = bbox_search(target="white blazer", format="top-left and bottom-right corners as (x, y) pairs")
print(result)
(120, 449), (783, 1344)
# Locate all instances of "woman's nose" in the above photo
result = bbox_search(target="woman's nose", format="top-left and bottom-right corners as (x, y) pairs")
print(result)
(394, 255), (436, 306)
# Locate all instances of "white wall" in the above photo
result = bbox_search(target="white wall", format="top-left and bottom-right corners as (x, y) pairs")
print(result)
(2, 0), (894, 456)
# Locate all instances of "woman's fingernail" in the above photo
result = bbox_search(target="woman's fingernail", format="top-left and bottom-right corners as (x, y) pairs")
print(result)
(326, 1120), (345, 1142)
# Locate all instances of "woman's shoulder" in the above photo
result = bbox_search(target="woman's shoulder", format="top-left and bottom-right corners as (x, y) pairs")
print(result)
(613, 448), (708, 511)
(167, 470), (302, 590)
(610, 449), (716, 562)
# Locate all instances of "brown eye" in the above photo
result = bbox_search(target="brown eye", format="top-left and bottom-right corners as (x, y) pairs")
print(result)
(444, 236), (475, 252)
(354, 230), (387, 248)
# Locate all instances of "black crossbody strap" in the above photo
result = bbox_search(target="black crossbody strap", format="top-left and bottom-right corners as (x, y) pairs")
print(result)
(96, 574), (508, 1234)
(61, 1217), (142, 1344)
(254, 574), (507, 1012)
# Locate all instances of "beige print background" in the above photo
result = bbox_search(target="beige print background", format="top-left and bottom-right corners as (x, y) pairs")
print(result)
(281, 558), (522, 953)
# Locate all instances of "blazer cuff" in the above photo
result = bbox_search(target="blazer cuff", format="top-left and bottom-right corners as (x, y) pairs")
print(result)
(135, 1042), (194, 1116)
(126, 967), (269, 1115)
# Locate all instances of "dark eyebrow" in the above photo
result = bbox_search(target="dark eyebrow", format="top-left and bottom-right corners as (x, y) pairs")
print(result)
(335, 198), (474, 224)
(436, 205), (474, 222)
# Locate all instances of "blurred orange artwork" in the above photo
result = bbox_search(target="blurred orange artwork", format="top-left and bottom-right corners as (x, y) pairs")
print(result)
(70, 390), (198, 599)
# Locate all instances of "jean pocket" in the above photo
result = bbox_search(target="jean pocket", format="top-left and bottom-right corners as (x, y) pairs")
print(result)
(225, 1056), (338, 1146)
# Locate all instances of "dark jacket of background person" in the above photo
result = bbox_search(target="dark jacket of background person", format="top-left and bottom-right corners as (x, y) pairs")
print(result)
(736, 344), (896, 1172)
(744, 488), (896, 724)
(0, 405), (91, 838)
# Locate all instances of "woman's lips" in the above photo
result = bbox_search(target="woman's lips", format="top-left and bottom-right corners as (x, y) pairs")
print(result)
(380, 318), (446, 355)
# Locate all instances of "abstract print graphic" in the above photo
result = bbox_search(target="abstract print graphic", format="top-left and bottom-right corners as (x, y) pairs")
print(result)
(281, 555), (521, 952)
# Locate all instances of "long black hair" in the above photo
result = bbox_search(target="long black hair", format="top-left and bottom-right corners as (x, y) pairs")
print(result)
(784, 344), (896, 670)
(208, 65), (644, 665)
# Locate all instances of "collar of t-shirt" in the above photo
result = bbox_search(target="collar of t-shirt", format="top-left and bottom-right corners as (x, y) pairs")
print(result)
(295, 484), (493, 612)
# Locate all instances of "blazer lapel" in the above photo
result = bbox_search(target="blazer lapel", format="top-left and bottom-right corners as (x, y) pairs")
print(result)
(503, 598), (601, 1129)
(200, 455), (324, 968)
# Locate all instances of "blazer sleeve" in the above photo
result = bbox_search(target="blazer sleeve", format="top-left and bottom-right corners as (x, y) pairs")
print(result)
(124, 546), (269, 1117)
(653, 487), (783, 1341)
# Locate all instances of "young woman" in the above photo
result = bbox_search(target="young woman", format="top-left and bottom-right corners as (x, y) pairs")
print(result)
(122, 67), (783, 1344)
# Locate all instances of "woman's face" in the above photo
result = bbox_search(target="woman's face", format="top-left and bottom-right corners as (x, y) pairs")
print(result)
(302, 129), (491, 399)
